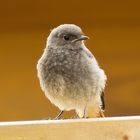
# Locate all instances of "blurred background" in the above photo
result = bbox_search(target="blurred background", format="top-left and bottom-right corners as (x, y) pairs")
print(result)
(0, 0), (140, 121)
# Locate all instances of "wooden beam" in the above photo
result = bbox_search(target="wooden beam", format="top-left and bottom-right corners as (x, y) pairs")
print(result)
(0, 116), (140, 140)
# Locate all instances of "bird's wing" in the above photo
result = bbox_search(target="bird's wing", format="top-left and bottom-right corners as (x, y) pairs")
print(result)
(82, 46), (107, 113)
(82, 46), (99, 66)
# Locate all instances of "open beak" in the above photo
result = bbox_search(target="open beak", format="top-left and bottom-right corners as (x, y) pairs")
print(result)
(72, 35), (89, 43)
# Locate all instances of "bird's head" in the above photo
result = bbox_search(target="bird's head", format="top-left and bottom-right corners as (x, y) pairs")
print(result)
(47, 24), (89, 47)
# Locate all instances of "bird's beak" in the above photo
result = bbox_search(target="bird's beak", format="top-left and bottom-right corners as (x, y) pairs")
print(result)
(72, 35), (89, 43)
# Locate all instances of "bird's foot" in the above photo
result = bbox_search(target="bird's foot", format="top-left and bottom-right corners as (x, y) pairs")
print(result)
(70, 115), (79, 119)
(54, 110), (64, 120)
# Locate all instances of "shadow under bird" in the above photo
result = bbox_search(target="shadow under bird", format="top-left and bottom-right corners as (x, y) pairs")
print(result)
(37, 24), (107, 119)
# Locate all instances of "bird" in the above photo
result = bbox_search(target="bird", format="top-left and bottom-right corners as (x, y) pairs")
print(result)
(37, 24), (107, 119)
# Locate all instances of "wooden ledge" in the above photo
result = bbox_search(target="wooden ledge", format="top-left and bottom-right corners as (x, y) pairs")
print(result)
(0, 116), (140, 140)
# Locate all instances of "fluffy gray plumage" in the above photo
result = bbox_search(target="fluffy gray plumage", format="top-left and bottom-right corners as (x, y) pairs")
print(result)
(37, 24), (107, 118)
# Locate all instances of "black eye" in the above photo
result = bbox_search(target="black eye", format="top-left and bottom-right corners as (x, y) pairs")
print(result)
(63, 35), (70, 41)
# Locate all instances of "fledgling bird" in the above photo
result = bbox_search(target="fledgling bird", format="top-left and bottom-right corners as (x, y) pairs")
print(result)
(37, 24), (107, 118)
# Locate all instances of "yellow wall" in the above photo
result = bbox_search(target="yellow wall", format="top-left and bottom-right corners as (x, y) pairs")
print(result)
(0, 0), (140, 121)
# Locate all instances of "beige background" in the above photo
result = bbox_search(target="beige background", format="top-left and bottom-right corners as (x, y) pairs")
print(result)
(0, 0), (140, 121)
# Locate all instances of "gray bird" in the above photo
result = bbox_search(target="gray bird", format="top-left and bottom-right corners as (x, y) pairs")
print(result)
(37, 24), (107, 118)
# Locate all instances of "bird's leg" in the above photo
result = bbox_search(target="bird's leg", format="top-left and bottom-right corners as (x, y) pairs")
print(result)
(99, 109), (105, 117)
(55, 110), (64, 119)
(82, 105), (87, 119)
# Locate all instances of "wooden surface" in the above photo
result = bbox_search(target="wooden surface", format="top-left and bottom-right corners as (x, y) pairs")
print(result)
(0, 116), (140, 140)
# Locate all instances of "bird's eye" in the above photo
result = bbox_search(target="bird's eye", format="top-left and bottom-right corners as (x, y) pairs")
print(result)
(63, 35), (70, 41)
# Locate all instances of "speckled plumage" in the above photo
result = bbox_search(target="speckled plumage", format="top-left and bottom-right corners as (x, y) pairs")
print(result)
(37, 24), (107, 118)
